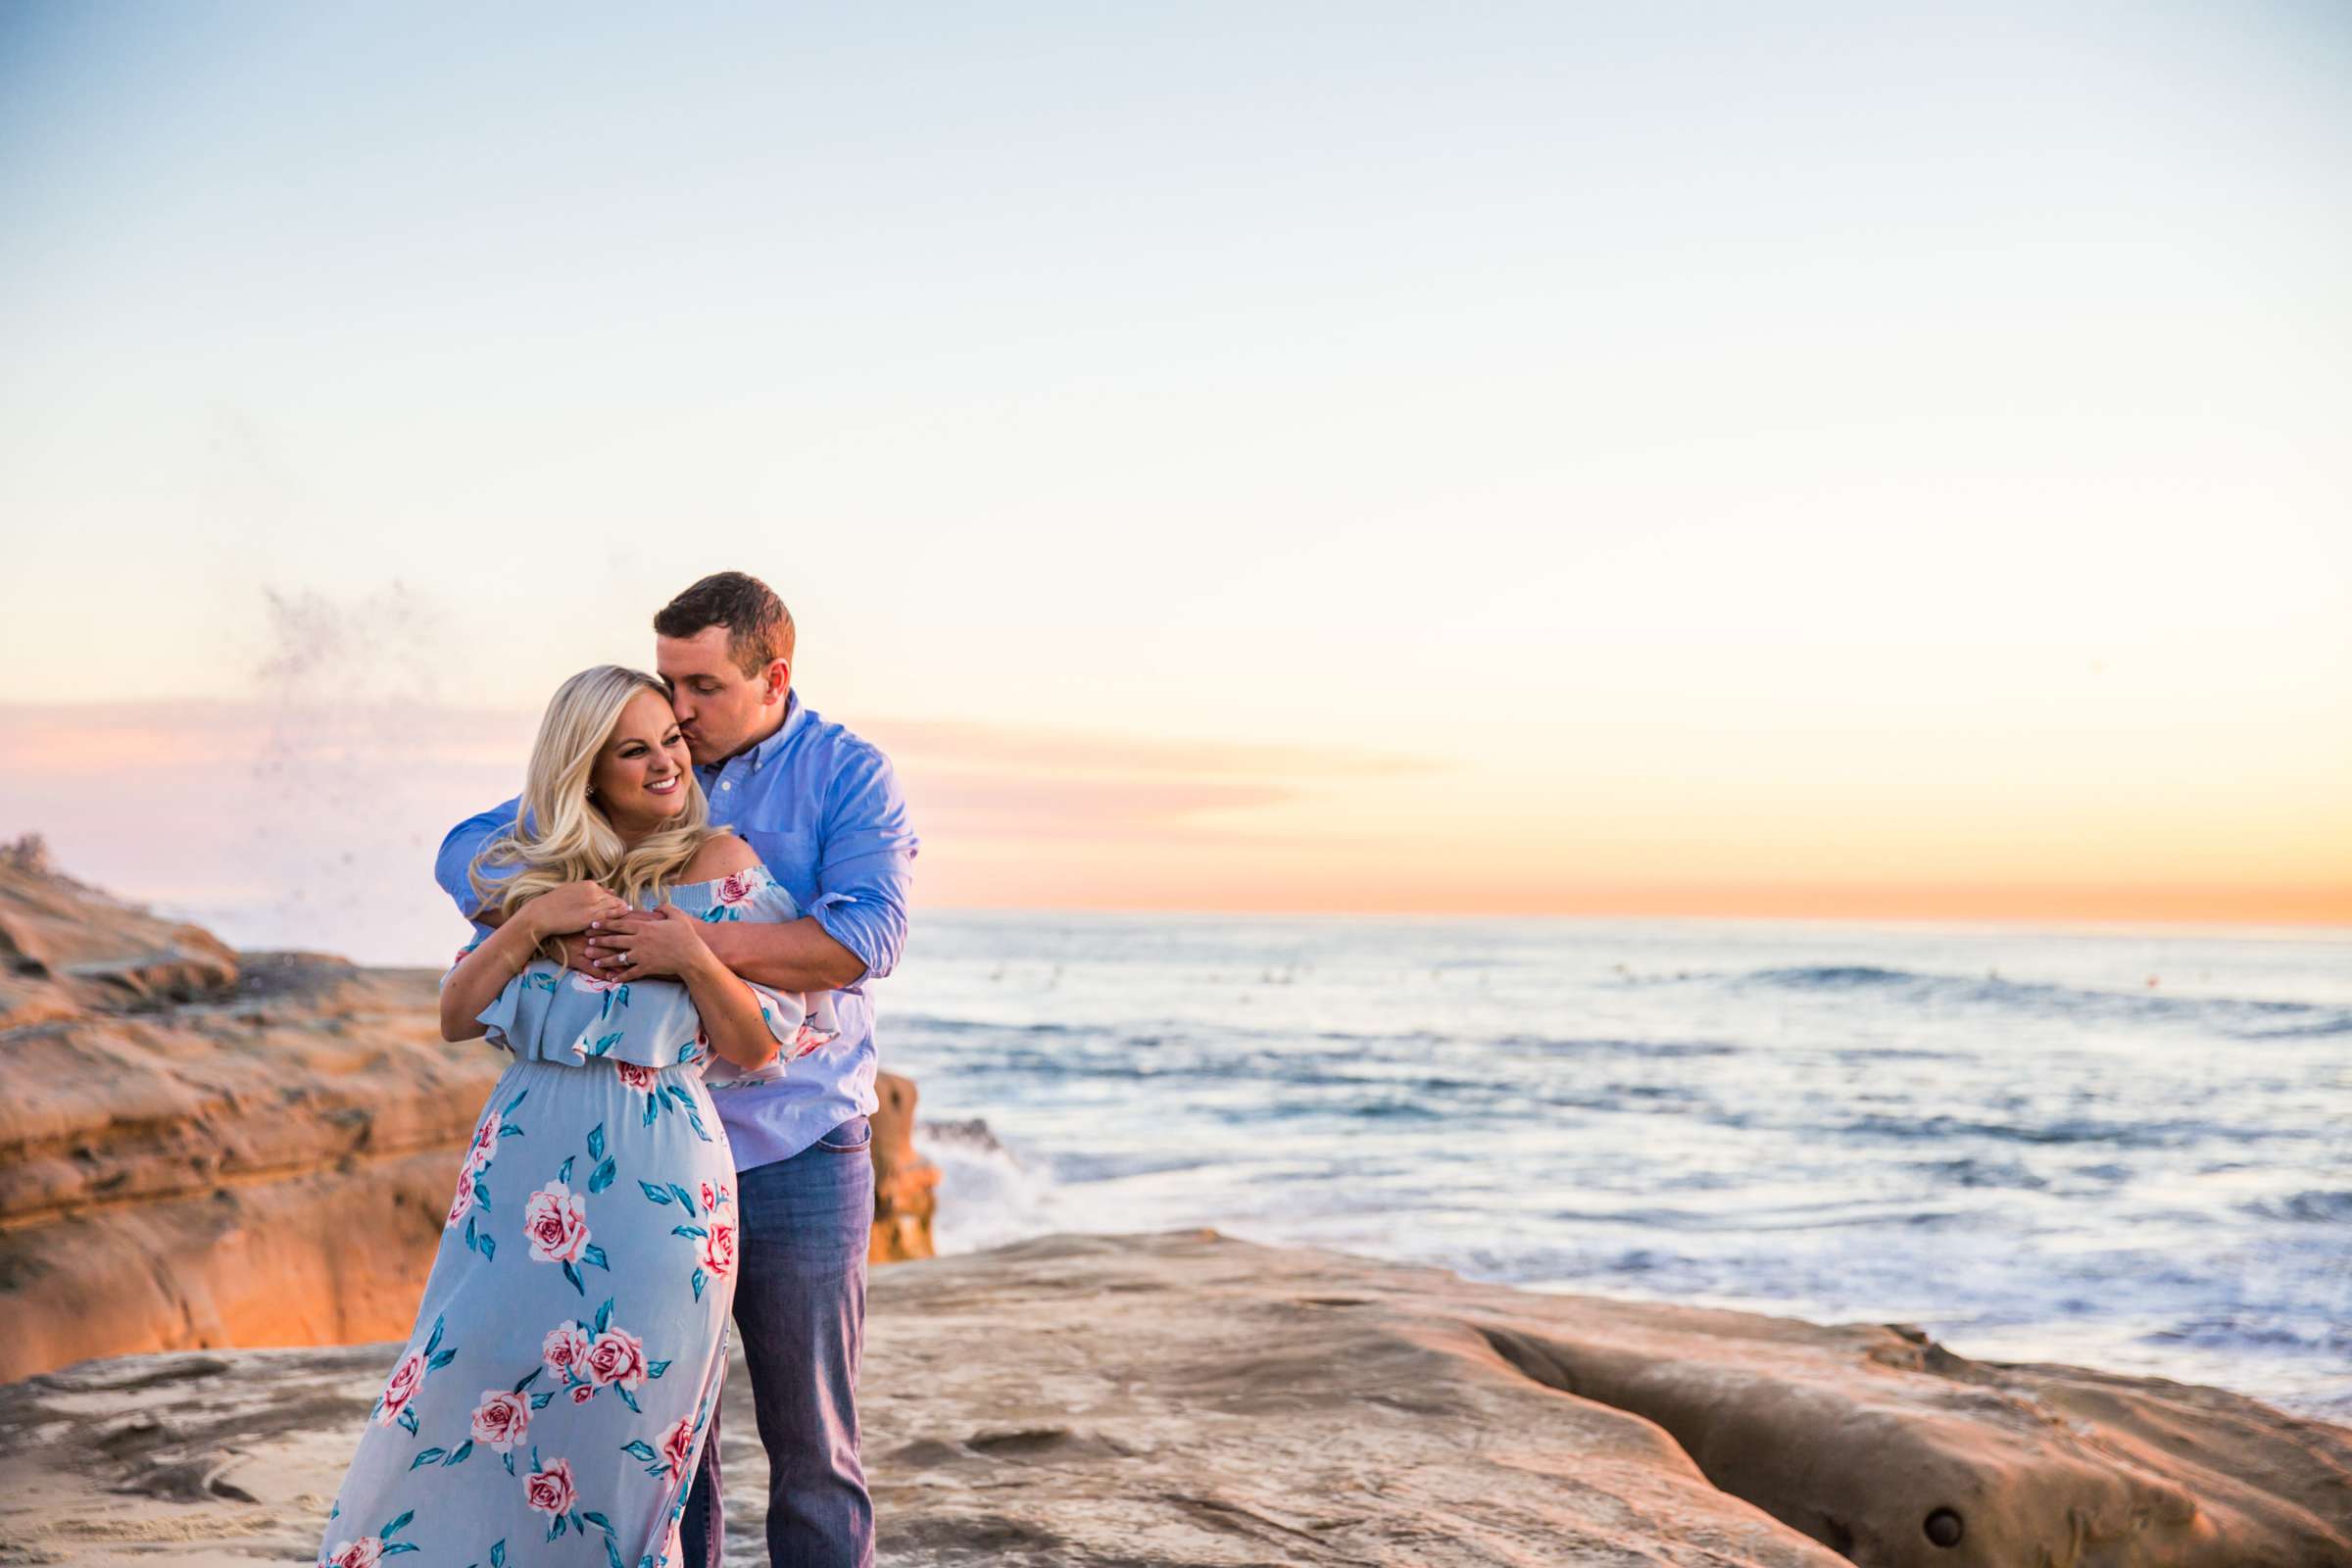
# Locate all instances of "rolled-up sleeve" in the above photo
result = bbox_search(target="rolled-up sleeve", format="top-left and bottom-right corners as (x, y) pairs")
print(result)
(811, 745), (918, 983)
(436, 798), (523, 922)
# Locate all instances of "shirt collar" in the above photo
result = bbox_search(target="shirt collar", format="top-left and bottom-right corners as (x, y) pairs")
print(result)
(709, 690), (804, 776)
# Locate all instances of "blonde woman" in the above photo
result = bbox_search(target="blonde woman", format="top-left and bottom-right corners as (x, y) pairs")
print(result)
(316, 665), (834, 1568)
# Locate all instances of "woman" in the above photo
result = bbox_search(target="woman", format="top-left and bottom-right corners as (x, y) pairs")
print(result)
(316, 665), (834, 1568)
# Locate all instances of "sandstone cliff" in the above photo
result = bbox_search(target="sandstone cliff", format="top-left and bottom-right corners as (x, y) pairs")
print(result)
(1, 1232), (2344, 1567)
(0, 841), (934, 1383)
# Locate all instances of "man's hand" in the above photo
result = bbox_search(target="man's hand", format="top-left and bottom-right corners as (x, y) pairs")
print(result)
(585, 906), (714, 981)
(581, 912), (655, 975)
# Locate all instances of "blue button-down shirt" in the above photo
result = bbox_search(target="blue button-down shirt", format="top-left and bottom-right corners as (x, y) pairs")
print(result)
(434, 692), (918, 1171)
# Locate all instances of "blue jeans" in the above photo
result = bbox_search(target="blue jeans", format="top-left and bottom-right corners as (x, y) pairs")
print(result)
(682, 1115), (875, 1568)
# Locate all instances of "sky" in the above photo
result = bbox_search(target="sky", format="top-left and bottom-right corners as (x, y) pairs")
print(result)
(3, 2), (2348, 960)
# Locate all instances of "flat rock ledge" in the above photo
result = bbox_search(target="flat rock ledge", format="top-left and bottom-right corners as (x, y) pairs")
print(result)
(3, 1232), (2345, 1568)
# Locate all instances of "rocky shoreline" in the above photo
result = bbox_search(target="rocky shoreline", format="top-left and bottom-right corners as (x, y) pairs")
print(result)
(0, 841), (934, 1384)
(3, 1231), (2347, 1566)
(2, 846), (2347, 1566)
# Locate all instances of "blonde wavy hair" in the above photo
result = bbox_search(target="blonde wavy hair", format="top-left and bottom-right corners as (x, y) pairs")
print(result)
(468, 665), (718, 941)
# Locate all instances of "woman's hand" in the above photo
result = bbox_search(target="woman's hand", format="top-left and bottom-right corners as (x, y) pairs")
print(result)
(524, 880), (631, 941)
(589, 905), (712, 981)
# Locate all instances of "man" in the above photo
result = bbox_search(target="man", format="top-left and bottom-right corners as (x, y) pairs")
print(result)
(434, 570), (916, 1567)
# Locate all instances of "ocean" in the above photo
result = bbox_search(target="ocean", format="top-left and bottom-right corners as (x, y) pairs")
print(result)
(881, 912), (2352, 1421)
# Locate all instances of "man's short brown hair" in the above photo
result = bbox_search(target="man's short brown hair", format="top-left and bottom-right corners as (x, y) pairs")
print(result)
(654, 571), (796, 679)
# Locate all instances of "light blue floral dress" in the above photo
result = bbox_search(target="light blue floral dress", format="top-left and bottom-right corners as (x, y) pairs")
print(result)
(317, 864), (834, 1568)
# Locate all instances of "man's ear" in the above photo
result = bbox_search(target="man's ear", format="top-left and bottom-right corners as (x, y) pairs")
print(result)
(764, 659), (791, 704)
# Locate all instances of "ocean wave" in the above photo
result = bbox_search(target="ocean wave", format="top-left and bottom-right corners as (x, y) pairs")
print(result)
(1492, 1034), (1739, 1059)
(2244, 1190), (2352, 1225)
(1909, 1155), (2051, 1190)
(1052, 1151), (1216, 1183)
(912, 1118), (1058, 1254)
(1740, 965), (2352, 1040)
(1842, 1112), (2277, 1149)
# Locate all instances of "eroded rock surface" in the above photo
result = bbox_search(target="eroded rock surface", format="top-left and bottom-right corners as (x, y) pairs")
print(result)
(870, 1070), (941, 1264)
(0, 846), (933, 1383)
(3, 1232), (2343, 1567)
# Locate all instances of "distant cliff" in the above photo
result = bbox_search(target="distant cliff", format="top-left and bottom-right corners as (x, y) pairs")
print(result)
(0, 838), (934, 1383)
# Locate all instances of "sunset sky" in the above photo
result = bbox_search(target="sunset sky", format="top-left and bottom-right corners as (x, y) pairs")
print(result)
(4, 2), (2348, 960)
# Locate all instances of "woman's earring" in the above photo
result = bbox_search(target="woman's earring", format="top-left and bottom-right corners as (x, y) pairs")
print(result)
(586, 786), (597, 799)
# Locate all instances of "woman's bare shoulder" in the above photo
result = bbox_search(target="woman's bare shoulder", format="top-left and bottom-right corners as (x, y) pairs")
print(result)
(682, 830), (760, 882)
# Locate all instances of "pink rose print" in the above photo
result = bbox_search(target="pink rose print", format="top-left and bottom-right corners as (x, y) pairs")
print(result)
(522, 1180), (591, 1265)
(715, 869), (757, 906)
(444, 1163), (474, 1230)
(321, 1537), (383, 1568)
(524, 1456), (577, 1517)
(542, 1321), (591, 1382)
(570, 970), (620, 995)
(469, 1390), (530, 1451)
(699, 1179), (727, 1214)
(615, 1060), (658, 1092)
(659, 1414), (698, 1478)
(570, 1381), (597, 1405)
(791, 1021), (828, 1059)
(586, 1325), (648, 1389)
(700, 1218), (738, 1282)
(465, 1109), (502, 1171)
(373, 1348), (425, 1428)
